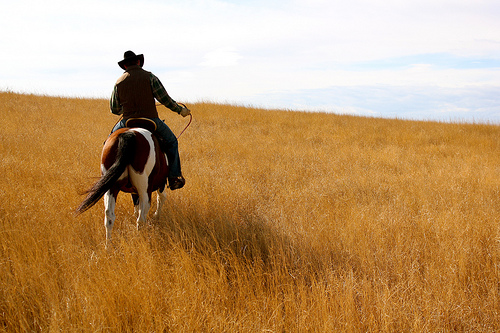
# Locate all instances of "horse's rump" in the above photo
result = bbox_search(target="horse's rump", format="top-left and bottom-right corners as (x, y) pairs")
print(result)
(76, 127), (169, 215)
(102, 128), (151, 175)
(77, 129), (138, 214)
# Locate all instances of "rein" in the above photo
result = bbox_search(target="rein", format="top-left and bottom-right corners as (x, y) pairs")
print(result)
(176, 103), (193, 139)
(156, 102), (193, 139)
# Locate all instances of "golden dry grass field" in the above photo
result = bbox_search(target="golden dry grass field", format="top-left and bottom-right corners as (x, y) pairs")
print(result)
(0, 91), (499, 332)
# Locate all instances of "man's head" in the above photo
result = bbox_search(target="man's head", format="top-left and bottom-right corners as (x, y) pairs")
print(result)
(118, 51), (144, 70)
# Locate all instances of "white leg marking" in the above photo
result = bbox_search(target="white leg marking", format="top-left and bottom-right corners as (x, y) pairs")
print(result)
(129, 169), (150, 230)
(154, 189), (167, 219)
(103, 191), (116, 245)
(136, 192), (150, 229)
(134, 205), (139, 219)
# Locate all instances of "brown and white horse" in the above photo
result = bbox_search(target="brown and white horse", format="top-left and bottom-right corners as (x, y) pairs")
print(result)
(77, 121), (168, 243)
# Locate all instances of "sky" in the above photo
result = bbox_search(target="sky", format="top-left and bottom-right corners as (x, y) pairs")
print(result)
(1, 0), (500, 123)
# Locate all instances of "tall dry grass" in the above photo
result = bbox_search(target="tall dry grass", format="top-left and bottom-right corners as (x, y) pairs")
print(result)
(0, 91), (499, 332)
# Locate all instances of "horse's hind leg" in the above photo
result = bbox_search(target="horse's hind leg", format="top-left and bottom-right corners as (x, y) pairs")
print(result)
(103, 191), (117, 246)
(153, 188), (167, 219)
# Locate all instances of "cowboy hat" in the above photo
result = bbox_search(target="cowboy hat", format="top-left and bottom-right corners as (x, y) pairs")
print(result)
(118, 50), (144, 70)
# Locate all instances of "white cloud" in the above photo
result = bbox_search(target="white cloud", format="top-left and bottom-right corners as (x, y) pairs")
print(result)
(199, 47), (242, 67)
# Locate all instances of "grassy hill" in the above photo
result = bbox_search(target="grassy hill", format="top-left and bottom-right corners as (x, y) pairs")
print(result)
(0, 91), (499, 331)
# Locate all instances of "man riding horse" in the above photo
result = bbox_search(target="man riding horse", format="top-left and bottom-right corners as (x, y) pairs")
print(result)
(109, 50), (190, 190)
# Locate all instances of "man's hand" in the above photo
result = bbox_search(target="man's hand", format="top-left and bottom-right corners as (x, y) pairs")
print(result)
(180, 107), (191, 117)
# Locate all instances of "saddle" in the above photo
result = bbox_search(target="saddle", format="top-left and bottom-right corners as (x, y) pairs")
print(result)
(125, 117), (157, 133)
(125, 118), (168, 153)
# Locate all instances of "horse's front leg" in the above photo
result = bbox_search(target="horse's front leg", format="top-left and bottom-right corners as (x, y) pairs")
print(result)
(153, 188), (167, 220)
(135, 191), (151, 230)
(132, 193), (140, 220)
(103, 191), (117, 246)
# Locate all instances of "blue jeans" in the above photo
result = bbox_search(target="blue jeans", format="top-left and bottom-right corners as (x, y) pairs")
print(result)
(111, 118), (182, 179)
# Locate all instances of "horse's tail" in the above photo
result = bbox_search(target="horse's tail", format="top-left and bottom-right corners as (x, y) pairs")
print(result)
(76, 131), (136, 214)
